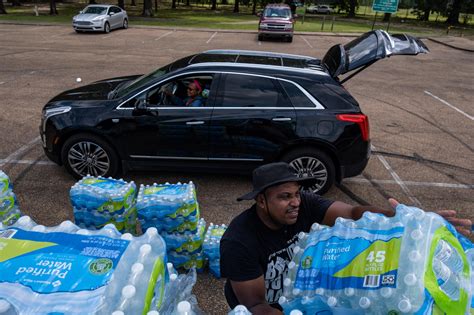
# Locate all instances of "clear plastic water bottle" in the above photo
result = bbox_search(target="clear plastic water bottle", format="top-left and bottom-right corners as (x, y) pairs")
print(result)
(228, 304), (252, 315)
(435, 240), (464, 274)
(432, 258), (460, 300)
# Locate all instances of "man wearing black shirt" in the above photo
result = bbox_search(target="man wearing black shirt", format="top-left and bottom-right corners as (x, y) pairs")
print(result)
(220, 162), (471, 314)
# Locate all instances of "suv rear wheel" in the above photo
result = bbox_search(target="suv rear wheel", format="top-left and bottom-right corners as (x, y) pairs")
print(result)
(61, 134), (119, 179)
(281, 148), (335, 195)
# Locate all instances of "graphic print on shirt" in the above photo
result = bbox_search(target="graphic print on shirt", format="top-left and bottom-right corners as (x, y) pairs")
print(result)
(264, 234), (299, 303)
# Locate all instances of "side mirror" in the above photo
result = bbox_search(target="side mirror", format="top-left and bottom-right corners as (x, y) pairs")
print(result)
(79, 10), (83, 14)
(293, 14), (298, 18)
(109, 12), (115, 16)
(256, 11), (262, 17)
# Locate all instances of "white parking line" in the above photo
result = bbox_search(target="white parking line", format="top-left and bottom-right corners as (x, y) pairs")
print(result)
(371, 144), (422, 206)
(0, 82), (4, 85)
(345, 178), (473, 189)
(258, 41), (262, 46)
(0, 159), (55, 166)
(0, 137), (41, 167)
(301, 36), (313, 48)
(206, 32), (217, 44)
(154, 31), (173, 41)
(424, 90), (474, 121)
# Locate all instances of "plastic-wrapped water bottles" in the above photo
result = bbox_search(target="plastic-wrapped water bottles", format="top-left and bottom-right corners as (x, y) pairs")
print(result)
(0, 216), (167, 315)
(136, 182), (198, 225)
(203, 223), (227, 278)
(70, 176), (137, 233)
(155, 268), (202, 315)
(281, 204), (473, 315)
(0, 171), (21, 226)
(162, 219), (206, 255)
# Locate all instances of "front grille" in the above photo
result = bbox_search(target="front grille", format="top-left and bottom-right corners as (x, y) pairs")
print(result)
(76, 21), (92, 26)
(267, 24), (287, 30)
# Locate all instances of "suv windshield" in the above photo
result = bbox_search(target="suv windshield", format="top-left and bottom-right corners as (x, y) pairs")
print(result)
(263, 7), (291, 18)
(83, 6), (107, 14)
(113, 55), (195, 99)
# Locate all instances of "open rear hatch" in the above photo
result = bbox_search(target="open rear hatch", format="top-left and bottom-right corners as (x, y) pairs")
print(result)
(322, 30), (429, 83)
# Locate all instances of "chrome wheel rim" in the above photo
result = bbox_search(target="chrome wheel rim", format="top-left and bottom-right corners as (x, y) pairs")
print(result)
(123, 20), (128, 28)
(68, 141), (110, 177)
(288, 156), (328, 193)
(105, 23), (110, 33)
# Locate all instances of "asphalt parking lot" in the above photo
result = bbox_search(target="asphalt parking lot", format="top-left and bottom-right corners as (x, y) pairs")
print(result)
(0, 24), (473, 314)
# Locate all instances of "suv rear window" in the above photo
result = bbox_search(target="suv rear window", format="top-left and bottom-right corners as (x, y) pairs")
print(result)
(299, 81), (359, 109)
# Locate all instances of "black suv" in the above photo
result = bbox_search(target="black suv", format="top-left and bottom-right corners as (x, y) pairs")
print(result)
(40, 30), (428, 194)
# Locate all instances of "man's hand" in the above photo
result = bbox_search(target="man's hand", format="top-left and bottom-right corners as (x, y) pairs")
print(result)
(389, 198), (472, 237)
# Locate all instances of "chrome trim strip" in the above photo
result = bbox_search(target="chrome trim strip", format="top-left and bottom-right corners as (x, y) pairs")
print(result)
(129, 155), (263, 162)
(209, 157), (264, 161)
(130, 155), (208, 160)
(117, 71), (325, 110)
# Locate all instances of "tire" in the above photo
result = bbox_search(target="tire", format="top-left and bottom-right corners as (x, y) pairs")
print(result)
(61, 133), (119, 179)
(104, 22), (110, 33)
(123, 18), (128, 29)
(281, 148), (335, 195)
(287, 36), (293, 43)
(258, 34), (264, 41)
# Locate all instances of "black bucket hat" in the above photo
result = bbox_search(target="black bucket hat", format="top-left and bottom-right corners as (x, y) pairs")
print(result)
(237, 162), (316, 201)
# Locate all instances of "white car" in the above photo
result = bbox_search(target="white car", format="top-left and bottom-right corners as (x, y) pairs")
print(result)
(306, 4), (333, 14)
(72, 4), (128, 33)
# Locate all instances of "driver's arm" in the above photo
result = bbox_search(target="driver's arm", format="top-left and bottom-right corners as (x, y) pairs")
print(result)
(230, 277), (283, 315)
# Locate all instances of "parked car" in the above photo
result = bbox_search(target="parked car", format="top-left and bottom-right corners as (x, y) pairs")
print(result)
(72, 4), (128, 33)
(258, 3), (296, 42)
(306, 4), (333, 14)
(40, 30), (428, 194)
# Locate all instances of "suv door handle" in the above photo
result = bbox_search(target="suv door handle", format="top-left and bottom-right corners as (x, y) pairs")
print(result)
(186, 121), (205, 125)
(272, 117), (292, 121)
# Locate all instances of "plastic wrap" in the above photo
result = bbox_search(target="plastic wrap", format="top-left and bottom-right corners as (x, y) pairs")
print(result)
(281, 204), (473, 314)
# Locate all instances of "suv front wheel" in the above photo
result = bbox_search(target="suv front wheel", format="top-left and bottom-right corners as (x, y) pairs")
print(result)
(61, 134), (119, 179)
(281, 148), (335, 195)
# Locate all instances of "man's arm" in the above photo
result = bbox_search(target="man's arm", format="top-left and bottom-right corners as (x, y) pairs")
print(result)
(321, 200), (394, 226)
(230, 276), (283, 315)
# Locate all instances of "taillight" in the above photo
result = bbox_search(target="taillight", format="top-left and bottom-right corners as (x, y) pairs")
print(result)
(336, 114), (370, 141)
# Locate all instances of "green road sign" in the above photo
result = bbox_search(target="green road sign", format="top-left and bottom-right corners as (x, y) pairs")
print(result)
(372, 0), (399, 13)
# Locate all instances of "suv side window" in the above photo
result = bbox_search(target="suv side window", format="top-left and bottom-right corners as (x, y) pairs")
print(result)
(279, 80), (315, 108)
(215, 73), (286, 107)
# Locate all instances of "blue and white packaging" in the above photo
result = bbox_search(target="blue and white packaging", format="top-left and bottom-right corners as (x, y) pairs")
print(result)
(281, 204), (473, 315)
(0, 216), (167, 315)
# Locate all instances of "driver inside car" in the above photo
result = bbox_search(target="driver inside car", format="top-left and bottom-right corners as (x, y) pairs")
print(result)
(164, 80), (204, 107)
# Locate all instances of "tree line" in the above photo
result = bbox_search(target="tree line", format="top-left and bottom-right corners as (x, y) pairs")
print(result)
(0, 0), (471, 25)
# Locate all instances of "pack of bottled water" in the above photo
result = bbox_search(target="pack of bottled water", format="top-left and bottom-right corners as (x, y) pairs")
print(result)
(0, 216), (168, 315)
(161, 219), (206, 255)
(141, 210), (200, 233)
(0, 171), (21, 226)
(168, 250), (206, 273)
(203, 223), (227, 278)
(70, 176), (137, 233)
(136, 182), (198, 231)
(280, 204), (473, 315)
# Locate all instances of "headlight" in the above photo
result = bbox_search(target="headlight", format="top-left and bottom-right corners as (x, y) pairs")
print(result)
(259, 23), (268, 28)
(42, 106), (71, 119)
(41, 106), (71, 133)
(92, 16), (105, 21)
(284, 24), (293, 29)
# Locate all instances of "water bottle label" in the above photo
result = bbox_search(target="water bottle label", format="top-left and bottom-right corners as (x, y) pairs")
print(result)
(0, 228), (129, 293)
(294, 228), (403, 291)
(143, 185), (188, 196)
